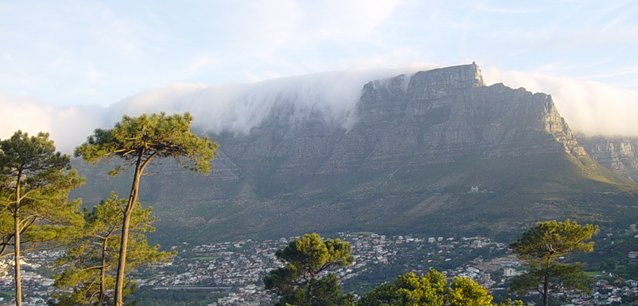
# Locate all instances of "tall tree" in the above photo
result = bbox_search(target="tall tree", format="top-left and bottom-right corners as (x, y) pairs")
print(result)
(510, 219), (597, 306)
(0, 131), (83, 306)
(357, 269), (505, 306)
(446, 277), (493, 306)
(54, 193), (172, 305)
(264, 233), (354, 306)
(75, 112), (217, 306)
(357, 270), (446, 306)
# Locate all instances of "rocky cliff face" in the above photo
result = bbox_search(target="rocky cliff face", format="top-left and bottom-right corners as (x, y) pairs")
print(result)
(213, 63), (594, 180)
(580, 136), (638, 182)
(74, 63), (637, 243)
(217, 64), (593, 182)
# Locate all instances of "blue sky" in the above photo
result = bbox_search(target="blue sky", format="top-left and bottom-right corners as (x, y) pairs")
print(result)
(0, 0), (637, 150)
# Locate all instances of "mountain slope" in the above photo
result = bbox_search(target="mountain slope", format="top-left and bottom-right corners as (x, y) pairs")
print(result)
(73, 63), (638, 243)
(579, 136), (638, 182)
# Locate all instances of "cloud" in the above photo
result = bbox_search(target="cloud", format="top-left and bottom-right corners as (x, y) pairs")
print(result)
(483, 66), (638, 138)
(116, 66), (425, 134)
(2, 64), (638, 154)
(298, 0), (399, 40)
(0, 66), (422, 152)
(469, 2), (539, 14)
(0, 93), (106, 152)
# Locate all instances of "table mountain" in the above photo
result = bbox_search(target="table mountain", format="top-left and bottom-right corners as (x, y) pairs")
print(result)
(73, 63), (638, 243)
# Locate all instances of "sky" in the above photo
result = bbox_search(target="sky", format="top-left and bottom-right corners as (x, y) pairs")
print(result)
(1, 0), (637, 151)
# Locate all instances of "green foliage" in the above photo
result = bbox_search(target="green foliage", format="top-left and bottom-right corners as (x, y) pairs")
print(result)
(357, 269), (446, 306)
(0, 131), (84, 255)
(510, 219), (597, 305)
(264, 233), (354, 306)
(357, 269), (502, 306)
(0, 131), (83, 305)
(509, 262), (591, 295)
(495, 299), (524, 306)
(510, 219), (597, 262)
(53, 193), (173, 305)
(75, 112), (217, 174)
(447, 277), (492, 306)
(75, 112), (216, 305)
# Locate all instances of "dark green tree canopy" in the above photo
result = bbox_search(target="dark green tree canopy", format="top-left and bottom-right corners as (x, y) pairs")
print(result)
(275, 233), (353, 278)
(54, 193), (172, 305)
(0, 131), (84, 253)
(75, 112), (217, 173)
(509, 220), (597, 306)
(265, 233), (354, 306)
(75, 112), (216, 306)
(0, 130), (83, 306)
(510, 219), (597, 262)
(0, 131), (71, 189)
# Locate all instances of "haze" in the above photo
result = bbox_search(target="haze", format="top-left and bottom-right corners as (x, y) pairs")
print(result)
(0, 1), (636, 151)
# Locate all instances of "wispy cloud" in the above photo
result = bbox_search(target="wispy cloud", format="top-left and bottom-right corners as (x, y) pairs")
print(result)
(469, 2), (539, 14)
(1, 1), (637, 150)
(2, 65), (638, 153)
(0, 93), (105, 151)
(483, 66), (638, 138)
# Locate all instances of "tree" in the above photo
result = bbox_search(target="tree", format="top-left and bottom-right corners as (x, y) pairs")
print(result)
(75, 112), (217, 306)
(0, 131), (83, 306)
(358, 270), (446, 306)
(447, 277), (493, 306)
(53, 193), (173, 305)
(509, 219), (598, 306)
(357, 269), (502, 306)
(264, 233), (354, 306)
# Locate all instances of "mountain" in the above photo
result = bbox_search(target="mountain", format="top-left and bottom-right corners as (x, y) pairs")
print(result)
(73, 63), (638, 243)
(579, 136), (638, 182)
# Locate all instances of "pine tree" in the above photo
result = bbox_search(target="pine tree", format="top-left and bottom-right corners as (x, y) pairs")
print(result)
(264, 233), (354, 306)
(358, 269), (516, 306)
(75, 112), (216, 306)
(510, 219), (597, 306)
(53, 193), (172, 305)
(0, 131), (83, 306)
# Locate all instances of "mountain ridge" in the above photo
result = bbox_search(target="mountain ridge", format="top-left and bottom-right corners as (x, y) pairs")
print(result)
(72, 63), (638, 243)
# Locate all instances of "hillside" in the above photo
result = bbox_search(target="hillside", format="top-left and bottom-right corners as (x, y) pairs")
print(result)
(579, 136), (638, 182)
(72, 63), (638, 243)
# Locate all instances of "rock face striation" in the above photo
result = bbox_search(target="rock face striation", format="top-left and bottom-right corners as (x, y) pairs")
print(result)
(74, 63), (637, 243)
(580, 136), (638, 182)
(210, 63), (592, 183)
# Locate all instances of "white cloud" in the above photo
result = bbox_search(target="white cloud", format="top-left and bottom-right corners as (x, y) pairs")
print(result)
(483, 66), (638, 138)
(117, 67), (418, 134)
(469, 2), (539, 14)
(0, 93), (105, 152)
(2, 64), (638, 154)
(299, 0), (399, 40)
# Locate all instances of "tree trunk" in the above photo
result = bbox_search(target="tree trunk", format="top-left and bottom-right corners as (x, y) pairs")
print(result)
(14, 172), (22, 306)
(113, 155), (144, 306)
(543, 268), (549, 306)
(99, 237), (108, 305)
(14, 209), (22, 306)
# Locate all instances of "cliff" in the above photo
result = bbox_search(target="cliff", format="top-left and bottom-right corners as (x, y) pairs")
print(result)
(73, 63), (637, 243)
(580, 136), (638, 182)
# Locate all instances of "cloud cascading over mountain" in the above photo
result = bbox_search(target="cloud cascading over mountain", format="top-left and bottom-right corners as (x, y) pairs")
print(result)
(483, 67), (638, 138)
(1, 64), (637, 152)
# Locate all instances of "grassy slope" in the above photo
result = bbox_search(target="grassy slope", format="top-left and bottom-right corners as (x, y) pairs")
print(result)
(146, 150), (637, 244)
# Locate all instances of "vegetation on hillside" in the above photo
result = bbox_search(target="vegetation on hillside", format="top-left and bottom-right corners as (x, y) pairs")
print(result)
(510, 219), (597, 306)
(53, 193), (173, 305)
(0, 116), (613, 306)
(0, 131), (83, 306)
(75, 112), (217, 305)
